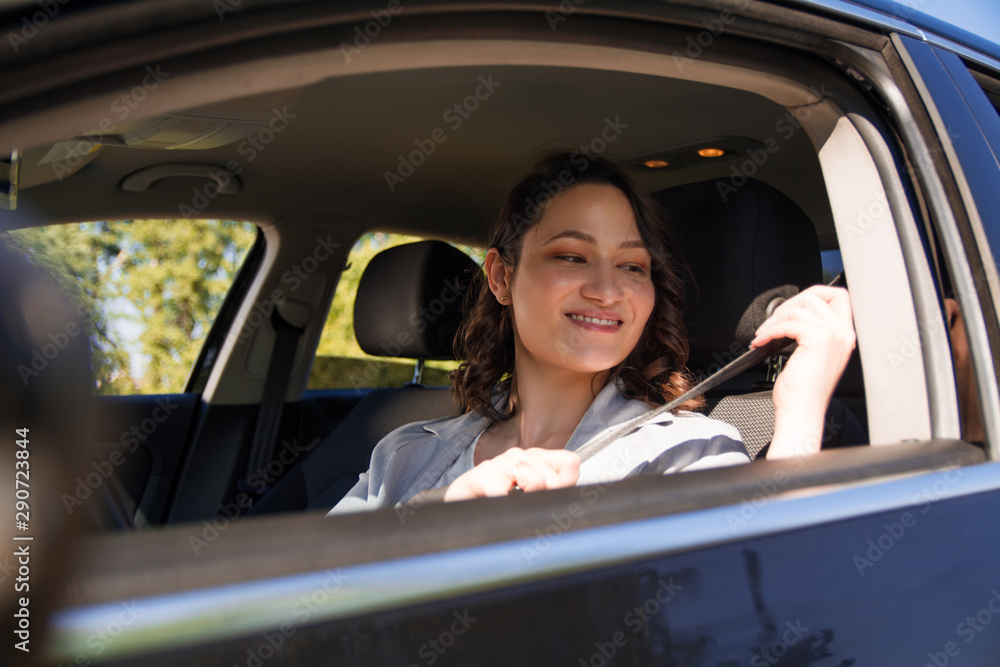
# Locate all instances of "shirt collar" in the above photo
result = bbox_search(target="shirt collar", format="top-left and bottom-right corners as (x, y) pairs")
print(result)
(421, 379), (675, 450)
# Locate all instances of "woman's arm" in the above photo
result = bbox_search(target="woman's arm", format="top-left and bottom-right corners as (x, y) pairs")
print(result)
(750, 285), (856, 459)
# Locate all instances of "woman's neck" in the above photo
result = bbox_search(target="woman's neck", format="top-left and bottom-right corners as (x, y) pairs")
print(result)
(501, 360), (608, 451)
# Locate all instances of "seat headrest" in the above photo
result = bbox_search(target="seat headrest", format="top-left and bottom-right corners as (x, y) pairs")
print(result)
(354, 240), (479, 359)
(653, 179), (821, 356)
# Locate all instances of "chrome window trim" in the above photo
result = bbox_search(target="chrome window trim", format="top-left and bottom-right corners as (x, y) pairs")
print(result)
(49, 459), (998, 663)
(891, 34), (1000, 459)
(781, 0), (1000, 72)
(775, 0), (923, 38)
(924, 33), (1000, 74)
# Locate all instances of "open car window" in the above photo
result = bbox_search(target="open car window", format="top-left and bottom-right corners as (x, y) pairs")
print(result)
(307, 232), (483, 391)
(4, 219), (258, 395)
(2, 2), (1000, 665)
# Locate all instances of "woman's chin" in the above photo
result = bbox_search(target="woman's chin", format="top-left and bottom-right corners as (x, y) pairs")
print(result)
(553, 354), (626, 376)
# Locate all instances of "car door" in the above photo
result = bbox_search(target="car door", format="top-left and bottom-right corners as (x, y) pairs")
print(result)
(3, 1), (1000, 665)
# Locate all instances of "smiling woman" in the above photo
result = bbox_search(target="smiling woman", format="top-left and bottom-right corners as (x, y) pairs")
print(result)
(329, 152), (856, 513)
(8, 0), (1000, 662)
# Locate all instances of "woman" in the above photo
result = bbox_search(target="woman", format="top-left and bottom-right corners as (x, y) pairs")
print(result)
(329, 152), (855, 514)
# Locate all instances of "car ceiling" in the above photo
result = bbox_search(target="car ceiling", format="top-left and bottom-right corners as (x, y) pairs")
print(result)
(2, 16), (837, 247)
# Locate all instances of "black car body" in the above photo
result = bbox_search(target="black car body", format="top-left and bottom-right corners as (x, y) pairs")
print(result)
(2, 0), (1000, 665)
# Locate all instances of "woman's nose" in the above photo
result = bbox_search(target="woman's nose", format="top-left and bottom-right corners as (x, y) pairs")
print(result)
(580, 261), (623, 302)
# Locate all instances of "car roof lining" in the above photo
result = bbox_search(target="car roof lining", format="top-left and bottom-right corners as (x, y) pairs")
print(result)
(2, 36), (840, 237)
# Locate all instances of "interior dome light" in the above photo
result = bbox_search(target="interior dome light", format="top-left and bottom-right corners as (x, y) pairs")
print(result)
(697, 148), (726, 158)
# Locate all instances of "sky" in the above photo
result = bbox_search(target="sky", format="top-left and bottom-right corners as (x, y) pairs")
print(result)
(889, 0), (1000, 49)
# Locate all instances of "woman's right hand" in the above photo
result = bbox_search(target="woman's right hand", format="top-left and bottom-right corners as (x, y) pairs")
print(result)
(443, 447), (580, 502)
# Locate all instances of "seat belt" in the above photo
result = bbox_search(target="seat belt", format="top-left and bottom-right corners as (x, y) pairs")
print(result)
(575, 333), (793, 465)
(240, 309), (305, 497)
(577, 273), (846, 465)
(397, 332), (796, 511)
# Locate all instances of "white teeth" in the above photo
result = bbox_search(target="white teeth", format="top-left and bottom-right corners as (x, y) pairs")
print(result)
(569, 314), (620, 326)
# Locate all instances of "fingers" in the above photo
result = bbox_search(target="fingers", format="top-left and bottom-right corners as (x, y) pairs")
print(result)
(518, 448), (580, 490)
(752, 286), (855, 350)
(444, 447), (581, 501)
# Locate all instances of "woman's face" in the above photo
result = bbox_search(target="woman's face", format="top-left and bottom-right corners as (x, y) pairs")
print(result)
(496, 183), (656, 378)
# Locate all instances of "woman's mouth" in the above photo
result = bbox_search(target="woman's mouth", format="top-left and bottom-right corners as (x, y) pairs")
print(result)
(566, 313), (624, 331)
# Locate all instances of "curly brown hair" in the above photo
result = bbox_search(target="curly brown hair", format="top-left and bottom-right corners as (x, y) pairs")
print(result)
(452, 151), (702, 421)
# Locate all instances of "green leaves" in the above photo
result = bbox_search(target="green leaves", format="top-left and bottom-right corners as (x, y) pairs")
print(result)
(6, 219), (256, 394)
(5, 224), (478, 394)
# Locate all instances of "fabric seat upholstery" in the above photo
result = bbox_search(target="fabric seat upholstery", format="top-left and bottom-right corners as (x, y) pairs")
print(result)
(654, 178), (866, 457)
(249, 240), (477, 514)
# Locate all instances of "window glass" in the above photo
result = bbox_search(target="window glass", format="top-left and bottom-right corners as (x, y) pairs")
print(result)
(309, 232), (484, 390)
(966, 64), (1000, 119)
(821, 249), (844, 284)
(4, 219), (258, 395)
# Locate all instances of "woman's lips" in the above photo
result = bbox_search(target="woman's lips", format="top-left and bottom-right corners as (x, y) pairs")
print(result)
(566, 312), (624, 332)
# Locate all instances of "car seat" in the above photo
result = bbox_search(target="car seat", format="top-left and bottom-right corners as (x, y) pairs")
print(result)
(248, 240), (477, 514)
(654, 178), (867, 458)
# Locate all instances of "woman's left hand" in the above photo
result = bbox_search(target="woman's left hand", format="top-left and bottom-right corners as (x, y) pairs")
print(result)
(750, 285), (856, 459)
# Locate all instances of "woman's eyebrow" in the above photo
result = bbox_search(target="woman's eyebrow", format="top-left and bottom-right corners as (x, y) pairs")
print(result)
(542, 229), (647, 250)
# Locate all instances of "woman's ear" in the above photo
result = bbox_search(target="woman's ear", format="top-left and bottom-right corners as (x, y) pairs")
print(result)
(484, 248), (512, 303)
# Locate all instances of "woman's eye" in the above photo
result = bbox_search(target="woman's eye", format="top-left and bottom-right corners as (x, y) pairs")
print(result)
(555, 255), (584, 263)
(622, 263), (647, 274)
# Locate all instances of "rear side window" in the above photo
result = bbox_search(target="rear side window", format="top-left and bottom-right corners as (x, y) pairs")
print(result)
(4, 219), (257, 394)
(967, 64), (1000, 119)
(308, 232), (483, 390)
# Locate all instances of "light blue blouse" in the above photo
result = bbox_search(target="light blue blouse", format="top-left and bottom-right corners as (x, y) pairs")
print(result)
(328, 380), (749, 515)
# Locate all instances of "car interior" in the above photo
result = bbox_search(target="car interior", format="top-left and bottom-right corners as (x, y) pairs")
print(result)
(1, 9), (983, 540)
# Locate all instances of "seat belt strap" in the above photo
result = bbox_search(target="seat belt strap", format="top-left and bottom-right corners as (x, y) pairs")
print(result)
(241, 310), (304, 494)
(575, 335), (792, 464)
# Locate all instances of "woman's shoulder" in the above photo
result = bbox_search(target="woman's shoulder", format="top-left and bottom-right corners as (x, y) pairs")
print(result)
(665, 409), (743, 439)
(626, 403), (743, 445)
(377, 409), (489, 451)
(591, 383), (743, 446)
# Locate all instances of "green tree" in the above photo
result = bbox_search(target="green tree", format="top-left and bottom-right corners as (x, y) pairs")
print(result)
(3, 221), (134, 393)
(6, 219), (256, 394)
(309, 232), (483, 389)
(115, 219), (256, 393)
